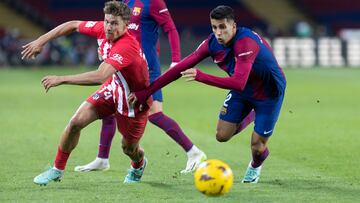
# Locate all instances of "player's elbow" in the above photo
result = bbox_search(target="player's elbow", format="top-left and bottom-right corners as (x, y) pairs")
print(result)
(233, 82), (245, 92)
(68, 21), (82, 32)
(95, 70), (110, 84)
(97, 76), (107, 85)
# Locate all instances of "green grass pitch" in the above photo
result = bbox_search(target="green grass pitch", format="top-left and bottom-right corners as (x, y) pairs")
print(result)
(0, 67), (359, 202)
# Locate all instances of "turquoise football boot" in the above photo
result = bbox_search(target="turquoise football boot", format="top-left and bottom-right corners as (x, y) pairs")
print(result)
(33, 167), (64, 186)
(242, 162), (262, 183)
(123, 158), (147, 184)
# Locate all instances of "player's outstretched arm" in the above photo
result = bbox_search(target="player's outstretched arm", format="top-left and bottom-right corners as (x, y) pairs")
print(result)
(21, 21), (82, 60)
(41, 62), (116, 92)
(129, 39), (210, 106)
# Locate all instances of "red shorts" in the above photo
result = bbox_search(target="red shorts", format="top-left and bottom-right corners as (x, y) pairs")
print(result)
(86, 78), (116, 118)
(115, 111), (148, 143)
(87, 79), (148, 143)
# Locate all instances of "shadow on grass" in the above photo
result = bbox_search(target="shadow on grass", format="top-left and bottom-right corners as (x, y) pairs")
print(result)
(142, 181), (173, 189)
(261, 178), (359, 197)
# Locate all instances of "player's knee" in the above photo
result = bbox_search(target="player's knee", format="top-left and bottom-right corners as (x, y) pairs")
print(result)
(68, 116), (84, 133)
(122, 144), (136, 156)
(216, 130), (231, 142)
(251, 143), (265, 155)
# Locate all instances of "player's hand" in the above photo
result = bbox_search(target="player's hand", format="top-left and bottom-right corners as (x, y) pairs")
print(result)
(128, 92), (138, 108)
(41, 76), (63, 93)
(181, 68), (197, 81)
(21, 39), (44, 60)
(128, 92), (146, 111)
(128, 90), (149, 111)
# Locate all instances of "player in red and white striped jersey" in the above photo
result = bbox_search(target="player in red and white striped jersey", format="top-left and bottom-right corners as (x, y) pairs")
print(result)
(21, 1), (151, 185)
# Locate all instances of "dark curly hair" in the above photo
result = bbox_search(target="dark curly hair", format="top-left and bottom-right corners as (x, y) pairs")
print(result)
(210, 5), (235, 21)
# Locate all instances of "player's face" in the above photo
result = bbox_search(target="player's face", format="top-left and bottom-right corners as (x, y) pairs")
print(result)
(210, 18), (236, 46)
(104, 14), (128, 42)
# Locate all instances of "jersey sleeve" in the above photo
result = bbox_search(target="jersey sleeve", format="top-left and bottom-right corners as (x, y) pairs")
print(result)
(134, 39), (210, 104)
(195, 37), (260, 92)
(104, 45), (133, 71)
(149, 0), (181, 62)
(78, 21), (104, 38)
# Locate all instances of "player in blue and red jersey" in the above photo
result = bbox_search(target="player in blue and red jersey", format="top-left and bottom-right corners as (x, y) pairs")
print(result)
(130, 5), (286, 183)
(74, 0), (206, 174)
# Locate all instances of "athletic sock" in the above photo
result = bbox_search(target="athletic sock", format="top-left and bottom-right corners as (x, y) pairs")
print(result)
(131, 158), (144, 169)
(251, 147), (269, 168)
(54, 146), (70, 170)
(235, 110), (255, 135)
(98, 115), (116, 159)
(149, 112), (193, 152)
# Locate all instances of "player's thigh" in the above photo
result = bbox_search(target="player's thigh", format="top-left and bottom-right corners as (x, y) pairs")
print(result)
(217, 91), (253, 137)
(216, 119), (238, 140)
(70, 101), (100, 128)
(116, 111), (148, 144)
(149, 100), (163, 115)
(253, 94), (284, 137)
(149, 63), (164, 103)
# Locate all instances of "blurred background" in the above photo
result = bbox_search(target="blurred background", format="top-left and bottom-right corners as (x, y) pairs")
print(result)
(0, 0), (360, 68)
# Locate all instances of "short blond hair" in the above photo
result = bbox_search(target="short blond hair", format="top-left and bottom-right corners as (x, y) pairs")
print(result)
(103, 1), (131, 22)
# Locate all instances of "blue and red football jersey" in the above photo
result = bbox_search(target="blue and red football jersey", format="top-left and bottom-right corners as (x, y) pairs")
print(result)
(125, 0), (181, 69)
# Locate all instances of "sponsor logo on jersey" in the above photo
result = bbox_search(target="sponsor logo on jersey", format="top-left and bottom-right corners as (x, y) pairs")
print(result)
(85, 21), (96, 28)
(159, 8), (168, 14)
(238, 51), (254, 57)
(214, 59), (222, 64)
(128, 23), (139, 30)
(110, 54), (124, 64)
(133, 7), (142, 16)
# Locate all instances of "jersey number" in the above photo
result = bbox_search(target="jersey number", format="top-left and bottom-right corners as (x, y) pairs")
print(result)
(223, 93), (232, 107)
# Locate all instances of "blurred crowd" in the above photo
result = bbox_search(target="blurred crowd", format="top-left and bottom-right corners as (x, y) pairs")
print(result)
(0, 20), (332, 67)
(0, 28), (99, 67)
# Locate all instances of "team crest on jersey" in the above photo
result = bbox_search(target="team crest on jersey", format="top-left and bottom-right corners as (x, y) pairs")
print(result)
(133, 7), (142, 16)
(220, 107), (227, 115)
(110, 53), (124, 64)
(92, 93), (100, 100)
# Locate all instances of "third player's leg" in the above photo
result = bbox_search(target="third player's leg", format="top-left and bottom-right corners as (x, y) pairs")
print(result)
(148, 94), (206, 173)
(149, 100), (163, 115)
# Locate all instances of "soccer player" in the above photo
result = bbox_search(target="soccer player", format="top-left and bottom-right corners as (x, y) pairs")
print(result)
(129, 5), (286, 183)
(74, 0), (206, 174)
(22, 1), (151, 185)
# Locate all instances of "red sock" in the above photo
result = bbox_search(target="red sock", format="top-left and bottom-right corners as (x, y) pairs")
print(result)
(131, 158), (144, 169)
(54, 146), (70, 170)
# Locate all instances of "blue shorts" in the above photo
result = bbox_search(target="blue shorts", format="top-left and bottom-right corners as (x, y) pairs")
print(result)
(149, 64), (163, 102)
(219, 90), (284, 137)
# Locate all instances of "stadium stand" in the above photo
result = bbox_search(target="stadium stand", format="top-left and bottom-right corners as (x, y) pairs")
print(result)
(294, 0), (360, 34)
